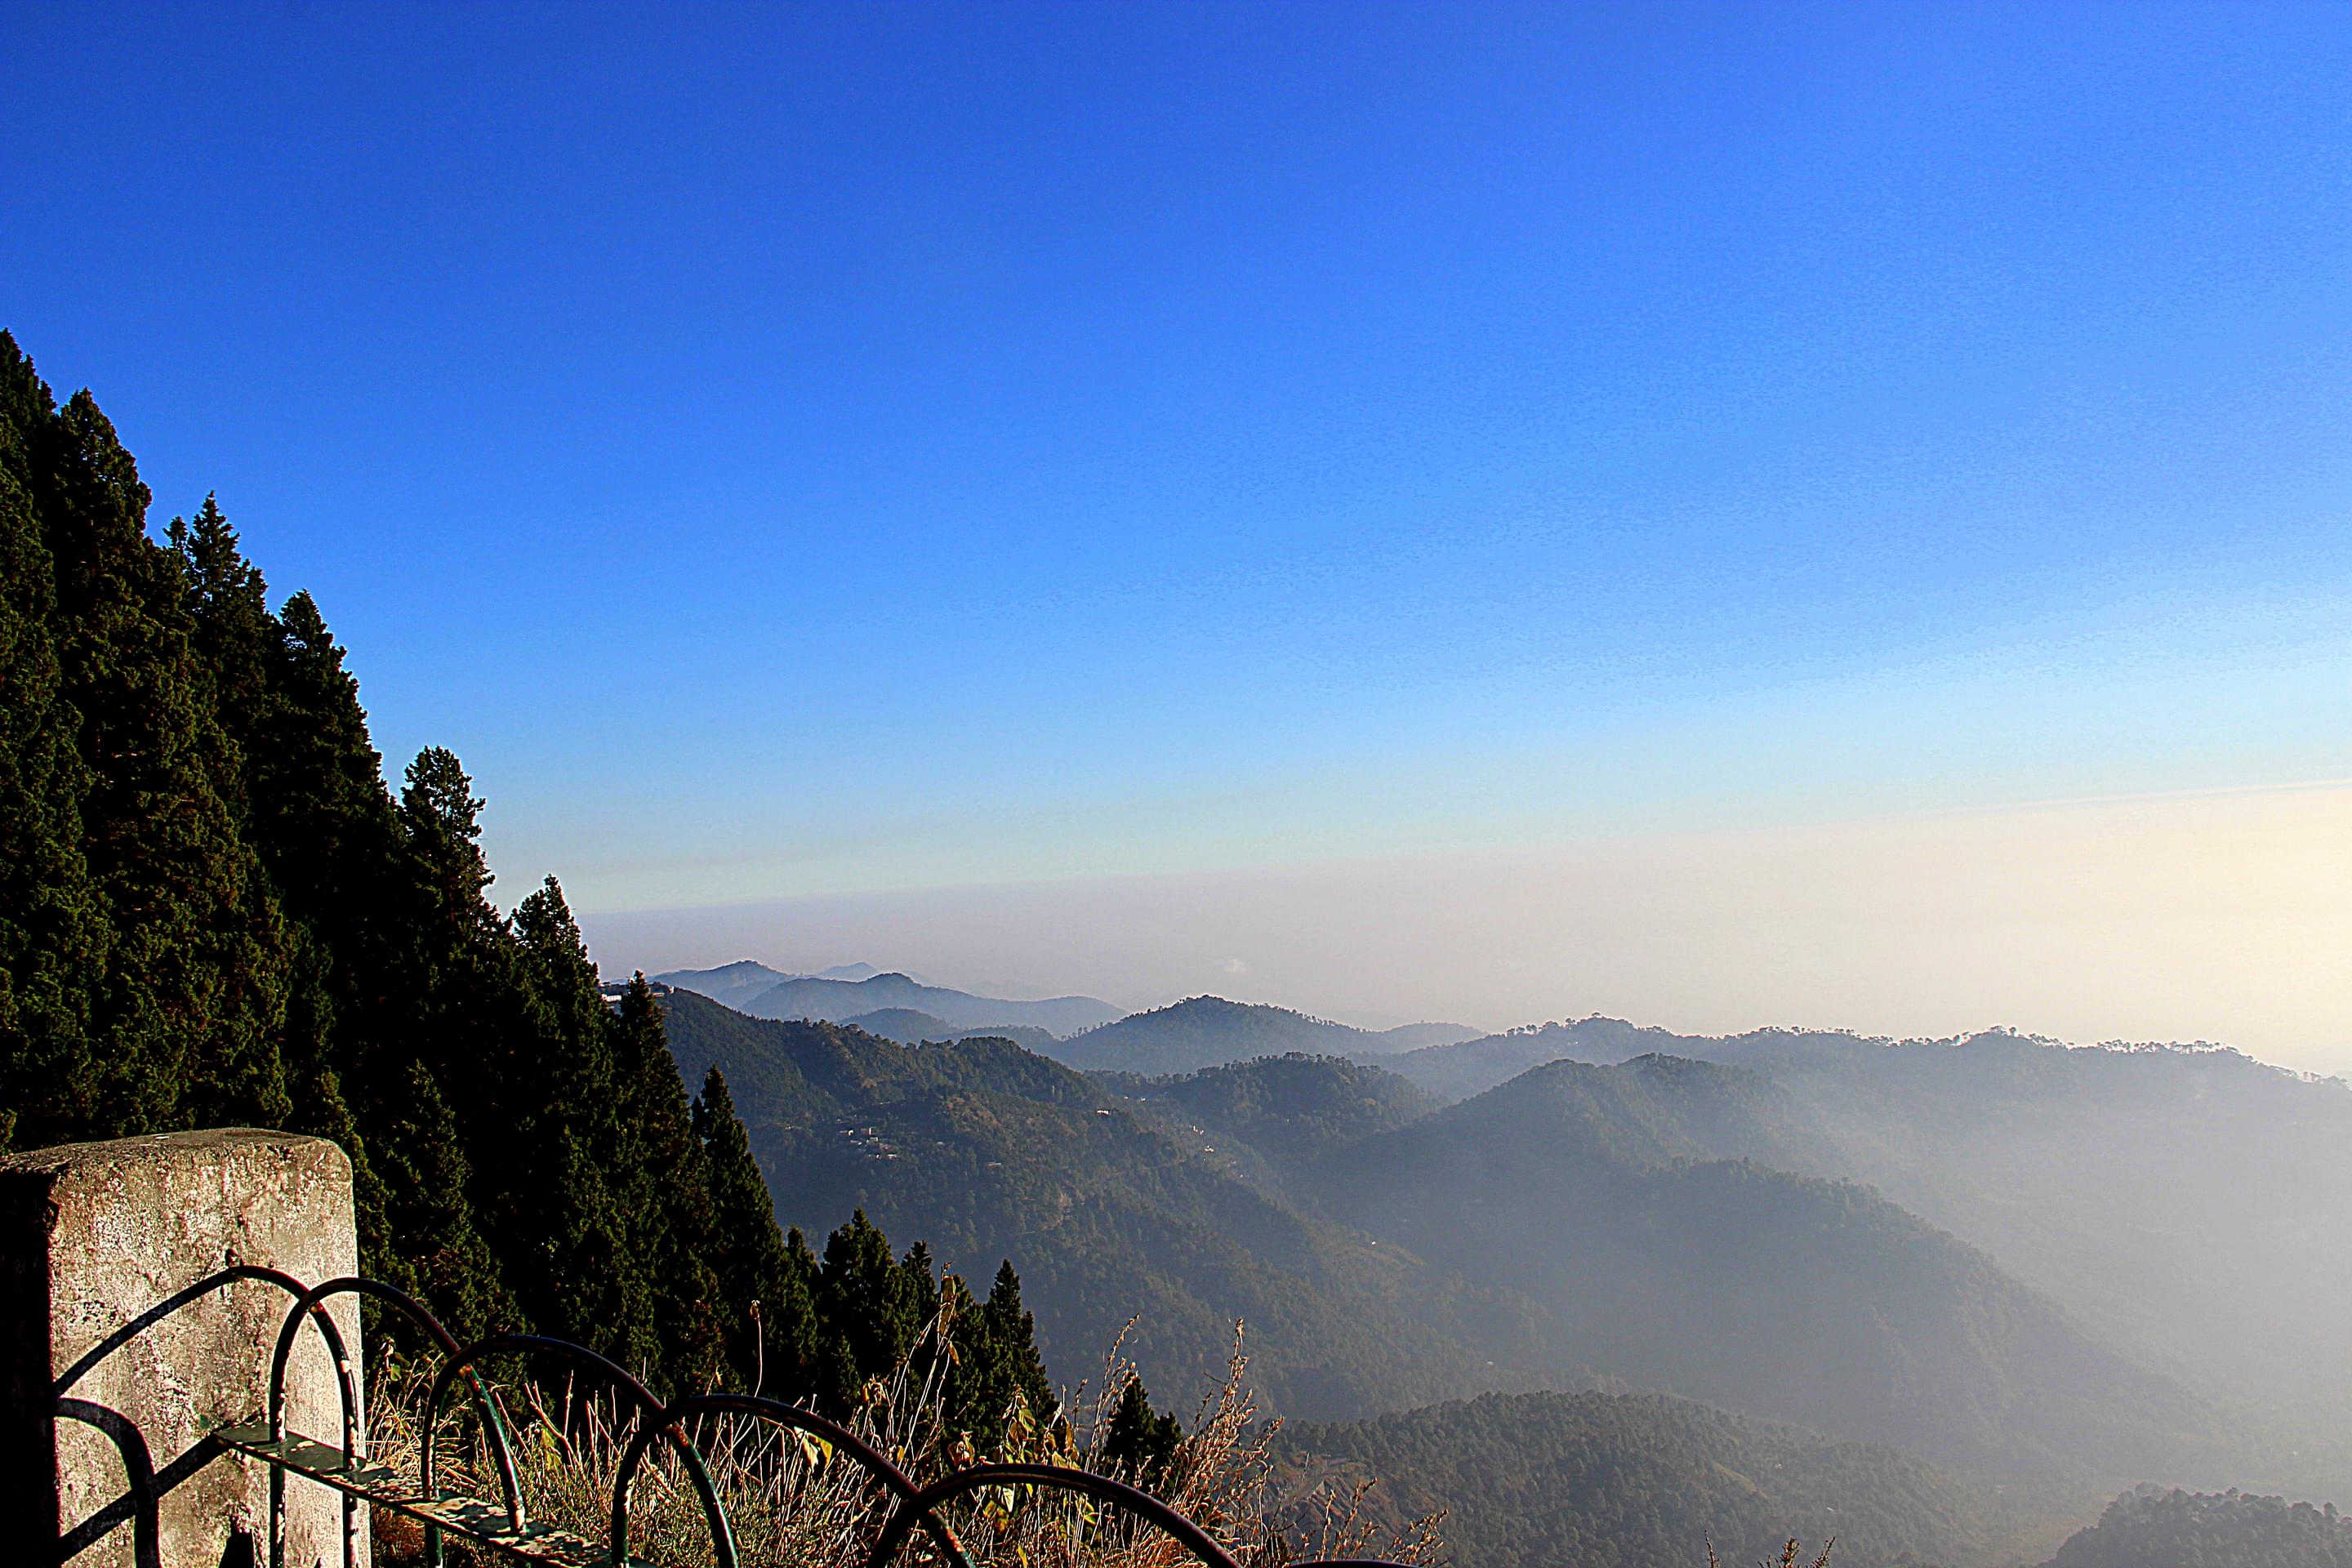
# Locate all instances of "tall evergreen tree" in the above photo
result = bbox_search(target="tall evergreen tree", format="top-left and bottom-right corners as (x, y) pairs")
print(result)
(614, 978), (725, 1390)
(1102, 1376), (1184, 1490)
(697, 1065), (813, 1388)
(0, 343), (287, 1134)
(0, 330), (1059, 1415)
(368, 1061), (511, 1343)
(0, 340), (103, 1150)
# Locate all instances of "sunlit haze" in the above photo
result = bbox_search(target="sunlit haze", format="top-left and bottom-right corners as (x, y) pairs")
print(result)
(9, 3), (2348, 1070)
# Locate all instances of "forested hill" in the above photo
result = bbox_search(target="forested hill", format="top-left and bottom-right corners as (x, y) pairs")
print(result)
(665, 992), (2239, 1486)
(0, 333), (1056, 1423)
(1379, 1016), (1704, 1098)
(2041, 1487), (2352, 1568)
(836, 1007), (1062, 1053)
(1057, 996), (1413, 1075)
(1098, 1053), (1440, 1183)
(657, 990), (1515, 1419)
(1285, 1389), (2090, 1568)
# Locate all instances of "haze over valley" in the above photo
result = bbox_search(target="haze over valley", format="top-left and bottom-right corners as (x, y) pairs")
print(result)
(646, 962), (2352, 1564)
(12, 5), (2350, 1563)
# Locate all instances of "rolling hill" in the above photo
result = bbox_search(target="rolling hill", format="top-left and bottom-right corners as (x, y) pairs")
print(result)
(1303, 1054), (2226, 1476)
(1387, 1018), (2352, 1448)
(1379, 1015), (1695, 1099)
(737, 971), (1121, 1037)
(1098, 1053), (1441, 1183)
(1285, 1389), (2094, 1568)
(657, 989), (1512, 1419)
(655, 958), (912, 1011)
(662, 989), (2243, 1488)
(838, 1008), (1062, 1053)
(654, 959), (807, 1013)
(2039, 1486), (2352, 1568)
(1058, 996), (1424, 1075)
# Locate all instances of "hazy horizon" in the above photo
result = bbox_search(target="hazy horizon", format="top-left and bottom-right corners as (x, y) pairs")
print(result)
(586, 775), (2352, 1077)
(14, 4), (2348, 1079)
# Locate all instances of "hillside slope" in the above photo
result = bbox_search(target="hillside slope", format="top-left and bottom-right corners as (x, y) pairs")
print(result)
(1059, 996), (1401, 1075)
(1098, 1054), (1440, 1183)
(658, 991), (1511, 1419)
(840, 1008), (1062, 1053)
(1302, 1055), (2225, 1477)
(1287, 1389), (2091, 1568)
(1388, 1019), (2352, 1434)
(2040, 1487), (2352, 1568)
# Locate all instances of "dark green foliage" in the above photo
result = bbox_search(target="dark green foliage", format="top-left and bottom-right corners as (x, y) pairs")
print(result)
(1102, 1053), (1439, 1180)
(0, 334), (1061, 1412)
(0, 359), (100, 1151)
(2042, 1487), (2352, 1568)
(5, 356), (290, 1138)
(947, 1260), (1053, 1453)
(1102, 1376), (1183, 1489)
(660, 989), (1511, 1421)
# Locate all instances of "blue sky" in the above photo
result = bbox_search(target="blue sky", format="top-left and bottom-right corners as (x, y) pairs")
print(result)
(7, 4), (2350, 1049)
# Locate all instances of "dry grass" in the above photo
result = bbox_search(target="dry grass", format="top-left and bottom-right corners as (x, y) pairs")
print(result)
(363, 1313), (1442, 1568)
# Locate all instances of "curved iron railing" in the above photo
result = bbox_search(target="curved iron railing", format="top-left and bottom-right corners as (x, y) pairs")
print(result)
(49, 1267), (1413, 1568)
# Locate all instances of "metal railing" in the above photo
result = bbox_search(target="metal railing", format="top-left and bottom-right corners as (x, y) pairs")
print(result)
(51, 1267), (1410, 1568)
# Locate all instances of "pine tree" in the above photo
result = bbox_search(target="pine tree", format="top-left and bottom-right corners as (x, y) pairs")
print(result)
(0, 343), (287, 1136)
(0, 331), (1060, 1414)
(167, 494), (272, 829)
(613, 978), (725, 1391)
(0, 337), (104, 1150)
(947, 1259), (1054, 1451)
(818, 1209), (922, 1405)
(368, 1061), (510, 1343)
(1102, 1375), (1184, 1490)
(697, 1065), (812, 1389)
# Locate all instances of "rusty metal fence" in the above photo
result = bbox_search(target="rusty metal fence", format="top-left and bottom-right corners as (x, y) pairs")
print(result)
(51, 1266), (1409, 1568)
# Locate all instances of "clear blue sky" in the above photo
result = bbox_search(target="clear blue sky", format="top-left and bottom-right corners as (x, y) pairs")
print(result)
(7, 4), (2350, 1041)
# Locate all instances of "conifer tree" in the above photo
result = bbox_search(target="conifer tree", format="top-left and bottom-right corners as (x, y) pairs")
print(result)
(503, 880), (657, 1370)
(819, 1209), (926, 1405)
(0, 345), (287, 1135)
(0, 342), (103, 1150)
(0, 330), (1061, 1414)
(369, 1060), (512, 1343)
(614, 978), (725, 1390)
(1102, 1375), (1184, 1489)
(697, 1065), (813, 1388)
(168, 494), (272, 829)
(937, 1265), (1054, 1453)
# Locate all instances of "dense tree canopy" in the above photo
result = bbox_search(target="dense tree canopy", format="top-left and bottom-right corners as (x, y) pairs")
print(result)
(2043, 1488), (2352, 1568)
(0, 332), (1052, 1437)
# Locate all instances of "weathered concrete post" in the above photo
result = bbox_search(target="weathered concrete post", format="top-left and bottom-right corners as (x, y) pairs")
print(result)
(0, 1129), (366, 1568)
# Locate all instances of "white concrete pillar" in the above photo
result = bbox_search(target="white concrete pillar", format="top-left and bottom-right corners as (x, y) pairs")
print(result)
(1, 1129), (366, 1568)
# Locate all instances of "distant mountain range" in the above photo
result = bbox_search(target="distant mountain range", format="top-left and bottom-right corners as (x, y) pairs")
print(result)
(1055, 995), (1475, 1075)
(1380, 1017), (2352, 1438)
(656, 964), (1120, 1037)
(661, 989), (2305, 1489)
(1303, 1051), (2225, 1474)
(653, 959), (911, 1012)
